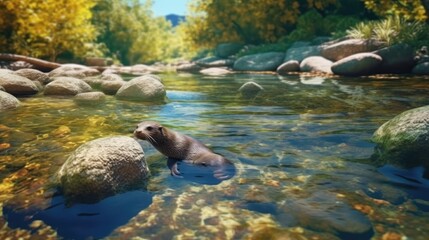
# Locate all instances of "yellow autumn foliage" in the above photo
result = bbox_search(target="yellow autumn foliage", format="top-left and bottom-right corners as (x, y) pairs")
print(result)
(0, 0), (97, 61)
(181, 0), (338, 49)
(363, 0), (427, 22)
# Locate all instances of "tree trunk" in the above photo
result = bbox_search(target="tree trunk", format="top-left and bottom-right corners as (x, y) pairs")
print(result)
(0, 53), (61, 72)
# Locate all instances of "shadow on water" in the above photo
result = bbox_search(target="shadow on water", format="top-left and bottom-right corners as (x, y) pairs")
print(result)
(3, 190), (153, 239)
(378, 165), (429, 201)
(170, 160), (236, 185)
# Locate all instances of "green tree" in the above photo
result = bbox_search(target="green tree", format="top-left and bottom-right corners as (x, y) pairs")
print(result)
(181, 0), (339, 50)
(92, 0), (180, 64)
(0, 0), (97, 61)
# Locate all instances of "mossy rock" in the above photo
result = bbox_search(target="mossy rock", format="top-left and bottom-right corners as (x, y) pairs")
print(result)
(372, 105), (429, 171)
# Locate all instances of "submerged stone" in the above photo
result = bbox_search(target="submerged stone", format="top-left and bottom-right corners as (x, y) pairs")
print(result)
(372, 105), (429, 174)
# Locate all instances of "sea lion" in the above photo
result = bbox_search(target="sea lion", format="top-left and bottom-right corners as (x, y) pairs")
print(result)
(134, 121), (235, 180)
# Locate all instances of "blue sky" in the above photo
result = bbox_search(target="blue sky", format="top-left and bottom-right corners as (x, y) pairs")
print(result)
(152, 0), (189, 16)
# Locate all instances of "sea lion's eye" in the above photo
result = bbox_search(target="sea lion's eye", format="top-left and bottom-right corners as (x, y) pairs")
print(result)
(146, 126), (153, 131)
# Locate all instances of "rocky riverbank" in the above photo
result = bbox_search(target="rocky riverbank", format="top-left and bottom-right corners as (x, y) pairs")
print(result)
(177, 39), (429, 77)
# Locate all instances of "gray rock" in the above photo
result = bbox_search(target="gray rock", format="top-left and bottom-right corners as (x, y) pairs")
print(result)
(0, 72), (39, 96)
(321, 39), (385, 61)
(373, 44), (414, 74)
(176, 63), (203, 73)
(101, 80), (125, 95)
(15, 68), (49, 84)
(215, 42), (244, 58)
(56, 136), (149, 202)
(195, 56), (234, 68)
(238, 81), (264, 98)
(412, 62), (429, 75)
(116, 75), (166, 102)
(331, 53), (382, 76)
(233, 52), (285, 71)
(290, 41), (311, 48)
(0, 90), (20, 111)
(284, 45), (322, 62)
(200, 67), (231, 76)
(372, 105), (429, 170)
(299, 56), (333, 74)
(277, 60), (300, 75)
(101, 73), (123, 82)
(74, 92), (106, 106)
(44, 77), (92, 96)
(49, 64), (100, 78)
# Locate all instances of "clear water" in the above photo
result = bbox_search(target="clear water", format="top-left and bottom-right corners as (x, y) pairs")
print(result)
(1, 73), (429, 239)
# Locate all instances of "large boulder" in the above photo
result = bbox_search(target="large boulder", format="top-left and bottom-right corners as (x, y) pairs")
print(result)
(44, 77), (92, 96)
(15, 68), (49, 84)
(49, 64), (100, 78)
(0, 72), (39, 96)
(56, 136), (149, 202)
(372, 105), (429, 172)
(321, 39), (385, 61)
(277, 60), (300, 75)
(284, 45), (322, 62)
(331, 53), (382, 76)
(215, 42), (244, 58)
(233, 52), (285, 71)
(299, 56), (333, 74)
(0, 90), (20, 111)
(116, 75), (166, 102)
(373, 44), (415, 74)
(411, 62), (429, 75)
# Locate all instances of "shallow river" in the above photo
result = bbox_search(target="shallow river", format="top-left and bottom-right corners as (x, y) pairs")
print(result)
(1, 73), (429, 239)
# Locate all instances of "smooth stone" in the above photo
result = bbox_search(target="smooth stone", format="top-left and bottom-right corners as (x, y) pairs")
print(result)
(0, 90), (20, 111)
(331, 53), (382, 76)
(0, 72), (39, 96)
(233, 52), (285, 71)
(56, 136), (149, 203)
(299, 56), (333, 74)
(44, 77), (92, 96)
(277, 60), (300, 75)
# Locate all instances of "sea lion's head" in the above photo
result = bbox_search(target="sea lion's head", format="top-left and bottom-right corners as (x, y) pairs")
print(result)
(134, 121), (165, 144)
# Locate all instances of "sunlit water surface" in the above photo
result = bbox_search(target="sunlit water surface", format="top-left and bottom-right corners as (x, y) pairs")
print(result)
(1, 73), (429, 239)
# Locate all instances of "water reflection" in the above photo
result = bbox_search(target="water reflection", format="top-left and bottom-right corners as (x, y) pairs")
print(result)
(1, 73), (429, 239)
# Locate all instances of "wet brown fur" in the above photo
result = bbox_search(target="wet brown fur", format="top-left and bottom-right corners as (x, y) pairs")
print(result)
(134, 121), (233, 178)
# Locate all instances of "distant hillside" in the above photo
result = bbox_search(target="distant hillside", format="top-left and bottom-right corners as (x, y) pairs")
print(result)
(165, 14), (186, 27)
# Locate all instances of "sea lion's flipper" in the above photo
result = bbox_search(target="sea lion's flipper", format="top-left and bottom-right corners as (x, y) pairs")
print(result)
(167, 158), (183, 178)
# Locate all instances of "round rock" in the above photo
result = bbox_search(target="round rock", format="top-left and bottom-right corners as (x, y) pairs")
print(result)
(74, 92), (106, 106)
(44, 77), (92, 96)
(15, 68), (50, 84)
(238, 81), (264, 98)
(412, 62), (429, 75)
(0, 90), (20, 111)
(116, 75), (166, 102)
(331, 53), (382, 76)
(0, 72), (39, 96)
(299, 56), (333, 74)
(372, 105), (429, 170)
(277, 60), (300, 75)
(56, 136), (149, 203)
